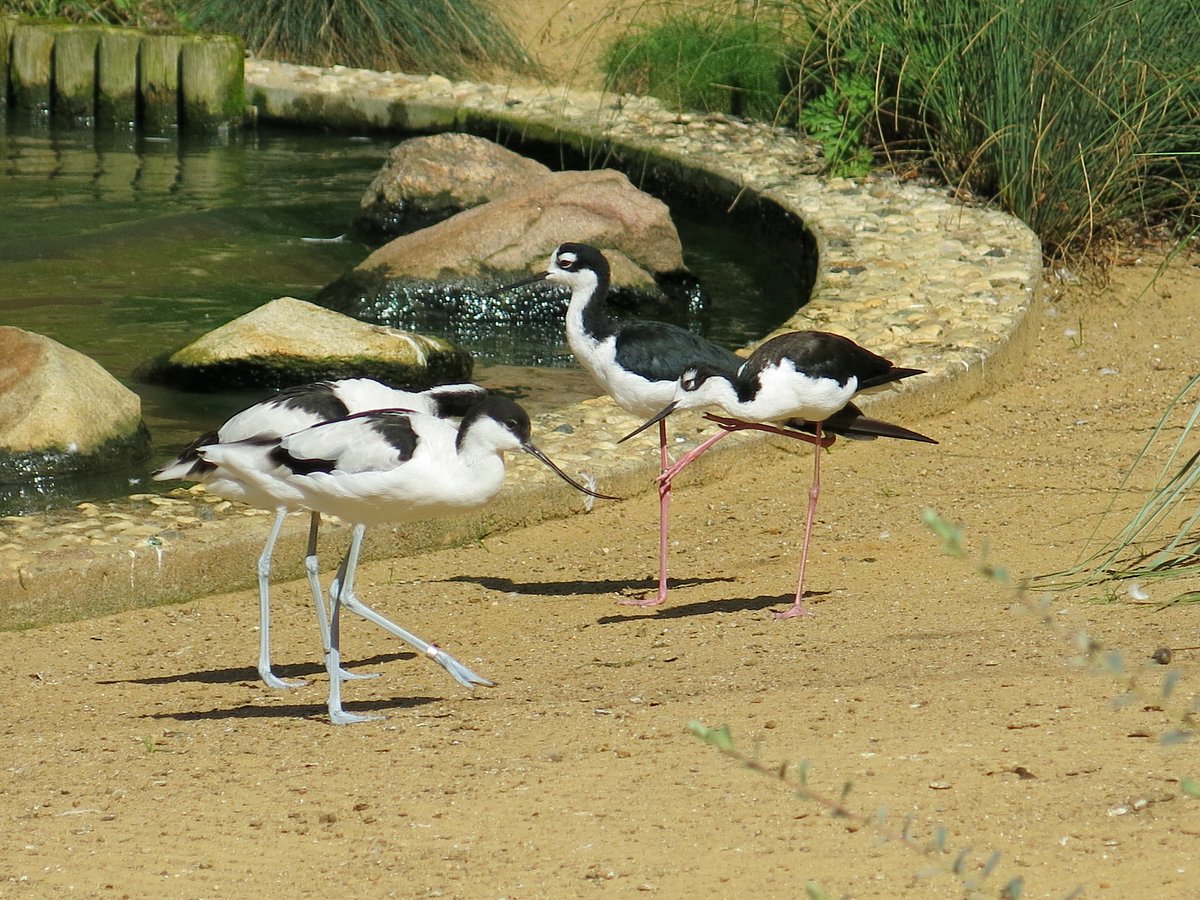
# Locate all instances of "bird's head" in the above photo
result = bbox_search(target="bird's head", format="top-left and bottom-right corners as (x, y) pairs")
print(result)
(485, 242), (610, 299)
(545, 242), (610, 289)
(677, 363), (734, 400)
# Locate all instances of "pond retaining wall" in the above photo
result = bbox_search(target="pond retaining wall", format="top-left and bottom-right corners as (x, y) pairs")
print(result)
(0, 17), (243, 131)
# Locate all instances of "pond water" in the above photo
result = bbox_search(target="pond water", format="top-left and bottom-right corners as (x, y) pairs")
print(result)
(0, 115), (801, 515)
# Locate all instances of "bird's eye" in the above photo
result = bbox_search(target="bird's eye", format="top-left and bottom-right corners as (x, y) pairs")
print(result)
(558, 252), (577, 269)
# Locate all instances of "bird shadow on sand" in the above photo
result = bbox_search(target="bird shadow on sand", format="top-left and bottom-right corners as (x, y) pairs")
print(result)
(144, 694), (442, 722)
(595, 590), (833, 623)
(444, 572), (828, 622)
(97, 651), (413, 686)
(442, 573), (736, 598)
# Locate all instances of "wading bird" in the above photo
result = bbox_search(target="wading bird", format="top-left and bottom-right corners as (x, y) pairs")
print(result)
(199, 395), (615, 723)
(154, 379), (487, 688)
(491, 242), (744, 607)
(620, 329), (936, 618)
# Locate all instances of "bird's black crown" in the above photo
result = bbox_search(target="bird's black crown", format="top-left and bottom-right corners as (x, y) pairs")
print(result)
(553, 242), (609, 277)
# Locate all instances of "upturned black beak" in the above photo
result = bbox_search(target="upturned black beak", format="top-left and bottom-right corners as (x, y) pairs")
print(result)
(522, 442), (620, 500)
(617, 401), (678, 444)
(486, 270), (550, 298)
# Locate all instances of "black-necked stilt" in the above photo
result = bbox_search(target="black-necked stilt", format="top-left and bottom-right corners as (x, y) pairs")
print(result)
(492, 242), (743, 607)
(621, 329), (937, 619)
(154, 379), (488, 691)
(199, 394), (614, 724)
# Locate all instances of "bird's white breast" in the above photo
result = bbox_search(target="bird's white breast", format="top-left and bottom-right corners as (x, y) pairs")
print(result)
(679, 358), (860, 423)
(747, 359), (859, 421)
(565, 325), (676, 419)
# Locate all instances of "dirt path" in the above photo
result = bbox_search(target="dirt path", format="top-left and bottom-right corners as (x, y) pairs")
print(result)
(4, 256), (1199, 897)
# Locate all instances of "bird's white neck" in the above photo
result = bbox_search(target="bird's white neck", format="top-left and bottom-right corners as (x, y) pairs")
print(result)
(677, 374), (741, 413)
(564, 278), (608, 380)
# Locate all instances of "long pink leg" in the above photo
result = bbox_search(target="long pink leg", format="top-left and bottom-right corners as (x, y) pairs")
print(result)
(620, 419), (676, 607)
(622, 415), (835, 609)
(657, 428), (737, 486)
(658, 414), (833, 488)
(774, 422), (824, 619)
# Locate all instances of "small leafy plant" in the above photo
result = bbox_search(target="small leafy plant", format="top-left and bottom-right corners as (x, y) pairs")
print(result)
(689, 510), (1196, 897)
(689, 720), (1032, 897)
(797, 59), (874, 177)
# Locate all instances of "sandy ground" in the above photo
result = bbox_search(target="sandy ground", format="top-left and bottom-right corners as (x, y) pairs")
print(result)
(5, 5), (1200, 898)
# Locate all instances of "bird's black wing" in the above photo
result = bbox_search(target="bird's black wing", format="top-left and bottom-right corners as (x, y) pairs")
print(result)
(264, 380), (350, 420)
(744, 331), (900, 387)
(613, 321), (741, 383)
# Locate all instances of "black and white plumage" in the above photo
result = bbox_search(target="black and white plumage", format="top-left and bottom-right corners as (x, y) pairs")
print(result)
(622, 329), (937, 619)
(153, 379), (488, 691)
(199, 395), (614, 724)
(492, 242), (741, 607)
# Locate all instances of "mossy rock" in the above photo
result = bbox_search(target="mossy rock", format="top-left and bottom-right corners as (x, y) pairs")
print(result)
(0, 424), (151, 482)
(0, 326), (151, 482)
(138, 296), (473, 391)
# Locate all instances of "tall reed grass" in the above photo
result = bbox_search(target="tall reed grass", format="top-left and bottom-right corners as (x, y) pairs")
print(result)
(598, 0), (1200, 257)
(790, 0), (1200, 256)
(1, 0), (531, 78)
(0, 0), (172, 26)
(1040, 370), (1200, 601)
(185, 0), (530, 79)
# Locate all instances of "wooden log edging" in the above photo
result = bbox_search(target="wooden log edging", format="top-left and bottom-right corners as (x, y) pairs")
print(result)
(0, 17), (244, 131)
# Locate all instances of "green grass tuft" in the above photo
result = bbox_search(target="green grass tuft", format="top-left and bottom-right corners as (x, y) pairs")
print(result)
(600, 7), (799, 121)
(0, 0), (534, 79)
(596, 0), (1200, 257)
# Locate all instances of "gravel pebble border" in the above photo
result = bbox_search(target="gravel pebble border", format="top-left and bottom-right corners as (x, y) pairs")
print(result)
(0, 61), (1043, 630)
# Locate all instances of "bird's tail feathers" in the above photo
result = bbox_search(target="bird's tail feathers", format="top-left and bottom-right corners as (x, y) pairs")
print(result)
(784, 403), (937, 444)
(152, 430), (220, 481)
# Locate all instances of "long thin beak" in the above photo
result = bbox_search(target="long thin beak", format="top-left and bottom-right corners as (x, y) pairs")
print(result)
(486, 270), (550, 298)
(522, 442), (620, 500)
(617, 401), (678, 444)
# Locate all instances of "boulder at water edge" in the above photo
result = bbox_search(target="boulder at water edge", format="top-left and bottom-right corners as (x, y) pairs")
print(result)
(356, 133), (552, 238)
(138, 297), (473, 391)
(0, 327), (151, 481)
(319, 168), (693, 332)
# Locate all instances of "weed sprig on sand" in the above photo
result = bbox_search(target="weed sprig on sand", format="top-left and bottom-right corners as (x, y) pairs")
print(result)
(925, 509), (1198, 750)
(692, 510), (1196, 896)
(688, 718), (1037, 898)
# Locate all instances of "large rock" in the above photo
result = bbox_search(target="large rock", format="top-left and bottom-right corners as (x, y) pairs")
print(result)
(138, 297), (473, 391)
(318, 169), (696, 365)
(356, 133), (552, 237)
(353, 168), (683, 281)
(0, 327), (150, 481)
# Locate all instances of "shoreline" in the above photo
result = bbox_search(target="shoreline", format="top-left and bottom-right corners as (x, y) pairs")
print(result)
(1, 59), (1042, 630)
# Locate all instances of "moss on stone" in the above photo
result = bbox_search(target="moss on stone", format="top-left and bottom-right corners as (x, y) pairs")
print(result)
(0, 421), (150, 482)
(137, 349), (473, 393)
